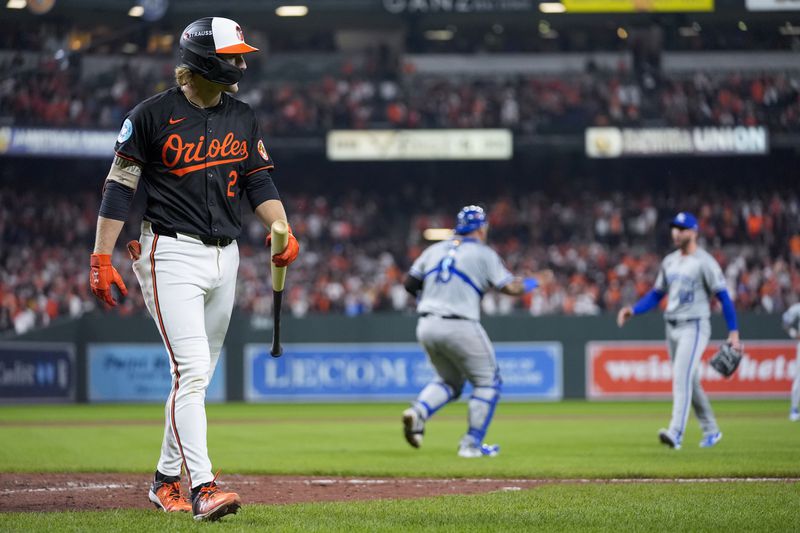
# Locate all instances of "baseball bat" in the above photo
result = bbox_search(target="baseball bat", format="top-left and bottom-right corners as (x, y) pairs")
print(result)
(269, 220), (289, 357)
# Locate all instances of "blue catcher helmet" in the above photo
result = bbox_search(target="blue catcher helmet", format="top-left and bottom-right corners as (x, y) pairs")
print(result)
(454, 205), (487, 235)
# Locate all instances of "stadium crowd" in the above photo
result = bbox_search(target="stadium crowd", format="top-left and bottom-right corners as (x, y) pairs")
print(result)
(1, 51), (799, 134)
(2, 184), (800, 334)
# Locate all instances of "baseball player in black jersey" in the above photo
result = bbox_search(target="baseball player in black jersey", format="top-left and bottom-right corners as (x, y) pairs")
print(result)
(89, 17), (299, 522)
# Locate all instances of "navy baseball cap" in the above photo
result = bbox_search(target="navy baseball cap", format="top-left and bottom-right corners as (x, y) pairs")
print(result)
(669, 212), (698, 231)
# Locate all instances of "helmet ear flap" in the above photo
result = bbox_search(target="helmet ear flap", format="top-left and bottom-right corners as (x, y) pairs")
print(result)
(179, 47), (243, 85)
(202, 56), (243, 85)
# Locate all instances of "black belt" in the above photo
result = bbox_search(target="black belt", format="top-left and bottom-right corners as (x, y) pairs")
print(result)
(667, 318), (700, 327)
(420, 312), (469, 320)
(152, 224), (234, 247)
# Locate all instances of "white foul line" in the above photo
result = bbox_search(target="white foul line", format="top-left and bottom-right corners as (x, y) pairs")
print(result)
(3, 477), (798, 496)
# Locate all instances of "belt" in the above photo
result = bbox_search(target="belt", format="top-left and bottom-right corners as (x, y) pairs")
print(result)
(151, 224), (234, 247)
(666, 318), (700, 327)
(420, 312), (469, 320)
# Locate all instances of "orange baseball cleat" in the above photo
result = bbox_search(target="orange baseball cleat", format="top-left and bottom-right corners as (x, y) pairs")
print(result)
(191, 475), (241, 522)
(148, 479), (191, 512)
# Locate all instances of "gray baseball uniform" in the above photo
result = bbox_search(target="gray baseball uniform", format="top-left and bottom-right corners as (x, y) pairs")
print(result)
(407, 236), (514, 447)
(654, 248), (727, 442)
(781, 303), (800, 415)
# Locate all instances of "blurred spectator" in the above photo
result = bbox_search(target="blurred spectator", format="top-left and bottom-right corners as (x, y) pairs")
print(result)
(1, 52), (798, 134)
(3, 182), (800, 334)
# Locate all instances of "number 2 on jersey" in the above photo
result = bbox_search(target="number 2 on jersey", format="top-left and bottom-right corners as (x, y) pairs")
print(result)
(227, 170), (238, 197)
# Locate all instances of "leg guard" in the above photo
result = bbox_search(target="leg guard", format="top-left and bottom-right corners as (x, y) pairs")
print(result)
(466, 376), (502, 444)
(413, 380), (460, 420)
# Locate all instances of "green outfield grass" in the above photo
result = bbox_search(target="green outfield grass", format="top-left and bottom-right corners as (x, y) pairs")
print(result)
(2, 400), (799, 531)
(0, 400), (798, 477)
(3, 482), (799, 532)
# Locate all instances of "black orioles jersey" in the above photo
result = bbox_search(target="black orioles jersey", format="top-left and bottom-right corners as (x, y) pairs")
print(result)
(114, 86), (279, 240)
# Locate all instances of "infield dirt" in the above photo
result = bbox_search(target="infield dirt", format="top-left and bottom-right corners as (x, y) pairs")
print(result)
(0, 473), (551, 512)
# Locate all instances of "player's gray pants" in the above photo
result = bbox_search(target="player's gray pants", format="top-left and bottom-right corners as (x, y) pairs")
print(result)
(666, 318), (718, 440)
(414, 316), (501, 443)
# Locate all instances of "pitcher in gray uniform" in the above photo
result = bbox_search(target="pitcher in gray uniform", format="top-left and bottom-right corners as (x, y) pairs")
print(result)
(781, 303), (800, 421)
(401, 205), (547, 458)
(617, 212), (741, 450)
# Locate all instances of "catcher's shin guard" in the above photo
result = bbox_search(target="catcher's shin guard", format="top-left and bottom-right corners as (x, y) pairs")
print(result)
(466, 378), (501, 443)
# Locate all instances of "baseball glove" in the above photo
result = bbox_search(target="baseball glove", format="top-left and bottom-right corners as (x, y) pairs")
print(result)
(709, 342), (744, 378)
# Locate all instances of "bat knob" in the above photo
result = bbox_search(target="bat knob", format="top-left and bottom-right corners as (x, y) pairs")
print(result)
(270, 347), (283, 358)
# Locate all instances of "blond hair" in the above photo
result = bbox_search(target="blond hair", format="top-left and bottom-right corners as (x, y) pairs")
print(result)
(174, 66), (193, 87)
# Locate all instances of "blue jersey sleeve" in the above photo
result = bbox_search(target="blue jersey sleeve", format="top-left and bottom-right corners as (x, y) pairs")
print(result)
(632, 289), (666, 315)
(715, 290), (738, 332)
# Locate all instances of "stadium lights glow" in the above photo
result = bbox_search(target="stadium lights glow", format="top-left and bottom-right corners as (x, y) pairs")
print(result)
(276, 5), (308, 17)
(6, 0), (27, 8)
(424, 29), (454, 41)
(539, 2), (566, 13)
(423, 228), (454, 241)
(128, 5), (144, 17)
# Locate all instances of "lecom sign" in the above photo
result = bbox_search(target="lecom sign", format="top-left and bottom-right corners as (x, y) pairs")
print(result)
(586, 341), (797, 399)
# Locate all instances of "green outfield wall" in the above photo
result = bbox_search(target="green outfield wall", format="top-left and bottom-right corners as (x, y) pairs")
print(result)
(3, 312), (788, 402)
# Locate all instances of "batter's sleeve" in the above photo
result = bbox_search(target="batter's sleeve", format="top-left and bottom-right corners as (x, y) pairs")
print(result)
(244, 169), (280, 209)
(114, 104), (151, 165)
(98, 181), (135, 221)
(243, 110), (279, 208)
(243, 110), (275, 175)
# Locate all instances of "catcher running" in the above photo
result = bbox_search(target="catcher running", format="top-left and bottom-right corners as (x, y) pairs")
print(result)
(89, 17), (299, 521)
(401, 205), (550, 458)
(617, 212), (741, 450)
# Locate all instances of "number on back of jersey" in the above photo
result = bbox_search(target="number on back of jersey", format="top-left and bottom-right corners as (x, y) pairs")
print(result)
(435, 251), (457, 284)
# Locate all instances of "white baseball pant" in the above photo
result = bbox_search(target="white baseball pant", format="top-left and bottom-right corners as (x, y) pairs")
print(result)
(132, 222), (238, 489)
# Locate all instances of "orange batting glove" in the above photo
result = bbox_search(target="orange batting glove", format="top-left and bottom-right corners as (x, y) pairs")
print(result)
(89, 253), (128, 307)
(266, 225), (300, 267)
